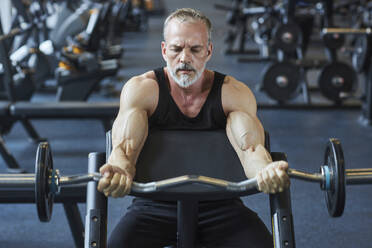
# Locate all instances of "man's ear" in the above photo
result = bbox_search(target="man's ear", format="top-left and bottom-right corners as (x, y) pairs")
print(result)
(161, 41), (167, 62)
(206, 42), (213, 61)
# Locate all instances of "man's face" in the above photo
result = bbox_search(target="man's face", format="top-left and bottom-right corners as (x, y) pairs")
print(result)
(162, 19), (213, 88)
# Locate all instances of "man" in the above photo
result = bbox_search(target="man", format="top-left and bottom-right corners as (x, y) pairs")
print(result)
(98, 8), (290, 247)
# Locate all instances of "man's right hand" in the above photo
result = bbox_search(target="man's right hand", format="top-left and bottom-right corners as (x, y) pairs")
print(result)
(97, 164), (133, 198)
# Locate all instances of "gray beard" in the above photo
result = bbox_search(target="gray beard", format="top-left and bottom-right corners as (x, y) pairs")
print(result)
(167, 61), (205, 88)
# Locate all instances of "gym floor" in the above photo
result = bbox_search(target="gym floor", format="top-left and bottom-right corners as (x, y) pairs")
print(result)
(1, 0), (372, 247)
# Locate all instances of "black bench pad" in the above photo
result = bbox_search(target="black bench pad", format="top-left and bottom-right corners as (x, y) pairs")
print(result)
(132, 129), (255, 200)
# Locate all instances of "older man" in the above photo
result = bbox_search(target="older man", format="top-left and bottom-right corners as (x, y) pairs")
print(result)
(98, 8), (290, 247)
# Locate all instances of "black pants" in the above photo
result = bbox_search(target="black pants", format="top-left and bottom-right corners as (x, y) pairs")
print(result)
(108, 198), (273, 248)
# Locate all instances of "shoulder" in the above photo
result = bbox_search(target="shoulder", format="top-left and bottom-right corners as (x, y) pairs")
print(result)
(221, 75), (257, 115)
(123, 70), (158, 92)
(120, 70), (159, 114)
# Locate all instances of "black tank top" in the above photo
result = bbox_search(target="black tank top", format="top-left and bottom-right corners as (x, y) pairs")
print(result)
(149, 67), (227, 130)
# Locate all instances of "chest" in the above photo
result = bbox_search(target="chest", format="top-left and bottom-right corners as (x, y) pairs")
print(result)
(170, 91), (210, 118)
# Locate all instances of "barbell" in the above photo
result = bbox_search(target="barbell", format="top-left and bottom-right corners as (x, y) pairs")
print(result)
(322, 27), (372, 72)
(0, 139), (371, 222)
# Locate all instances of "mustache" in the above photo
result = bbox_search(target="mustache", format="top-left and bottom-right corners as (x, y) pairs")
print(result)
(176, 63), (195, 72)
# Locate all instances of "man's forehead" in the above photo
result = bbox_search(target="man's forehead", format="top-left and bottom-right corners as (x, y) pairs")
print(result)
(167, 41), (204, 48)
(164, 19), (208, 43)
(165, 19), (208, 34)
(166, 36), (206, 46)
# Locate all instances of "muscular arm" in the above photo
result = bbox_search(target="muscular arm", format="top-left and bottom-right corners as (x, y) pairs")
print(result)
(226, 111), (270, 178)
(108, 85), (149, 178)
(223, 77), (289, 193)
(98, 75), (158, 197)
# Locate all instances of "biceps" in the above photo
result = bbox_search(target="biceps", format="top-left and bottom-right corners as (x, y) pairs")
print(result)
(226, 111), (264, 151)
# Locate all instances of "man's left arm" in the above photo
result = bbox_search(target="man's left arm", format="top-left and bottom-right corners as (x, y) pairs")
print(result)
(222, 78), (290, 194)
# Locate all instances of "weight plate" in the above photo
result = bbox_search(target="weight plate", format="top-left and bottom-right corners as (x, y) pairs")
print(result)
(273, 22), (303, 53)
(323, 32), (345, 50)
(262, 61), (301, 103)
(318, 62), (357, 103)
(35, 142), (54, 222)
(352, 35), (371, 73)
(324, 138), (345, 217)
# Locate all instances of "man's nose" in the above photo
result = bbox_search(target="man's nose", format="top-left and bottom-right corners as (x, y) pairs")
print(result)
(180, 49), (191, 63)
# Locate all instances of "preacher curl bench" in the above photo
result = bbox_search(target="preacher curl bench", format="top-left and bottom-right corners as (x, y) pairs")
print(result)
(84, 129), (295, 248)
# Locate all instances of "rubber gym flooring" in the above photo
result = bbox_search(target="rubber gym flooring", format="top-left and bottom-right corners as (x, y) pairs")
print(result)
(1, 0), (372, 247)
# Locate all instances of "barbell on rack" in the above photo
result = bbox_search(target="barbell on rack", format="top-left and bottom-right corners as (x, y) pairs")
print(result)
(322, 28), (372, 35)
(322, 27), (372, 72)
(0, 139), (371, 222)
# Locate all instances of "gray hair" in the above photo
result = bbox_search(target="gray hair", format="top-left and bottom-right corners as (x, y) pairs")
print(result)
(163, 8), (212, 44)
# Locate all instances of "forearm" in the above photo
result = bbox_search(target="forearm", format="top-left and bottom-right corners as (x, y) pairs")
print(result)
(108, 108), (148, 178)
(240, 146), (272, 178)
(226, 111), (271, 178)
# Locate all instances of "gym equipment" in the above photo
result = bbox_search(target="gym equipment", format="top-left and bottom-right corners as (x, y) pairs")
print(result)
(260, 55), (361, 106)
(0, 149), (93, 248)
(0, 21), (46, 151)
(0, 23), (36, 102)
(218, 0), (317, 64)
(317, 62), (358, 103)
(322, 27), (372, 125)
(94, 129), (296, 248)
(53, 1), (122, 101)
(323, 29), (345, 50)
(0, 0), (56, 98)
(360, 63), (372, 126)
(323, 27), (372, 35)
(0, 10), (49, 43)
(214, 0), (262, 55)
(86, 129), (371, 247)
(50, 2), (91, 49)
(55, 58), (119, 101)
(323, 27), (372, 73)
(1, 132), (370, 222)
(262, 61), (301, 103)
(272, 22), (303, 54)
(352, 35), (371, 73)
(0, 101), (119, 172)
(0, 129), (295, 248)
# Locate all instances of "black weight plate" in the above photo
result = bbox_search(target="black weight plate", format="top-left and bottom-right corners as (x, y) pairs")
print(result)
(324, 138), (345, 217)
(273, 22), (303, 53)
(262, 61), (301, 103)
(35, 142), (54, 222)
(352, 35), (371, 73)
(318, 62), (357, 103)
(323, 32), (345, 50)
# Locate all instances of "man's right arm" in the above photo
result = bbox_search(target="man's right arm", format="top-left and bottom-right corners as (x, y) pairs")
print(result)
(97, 75), (158, 198)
